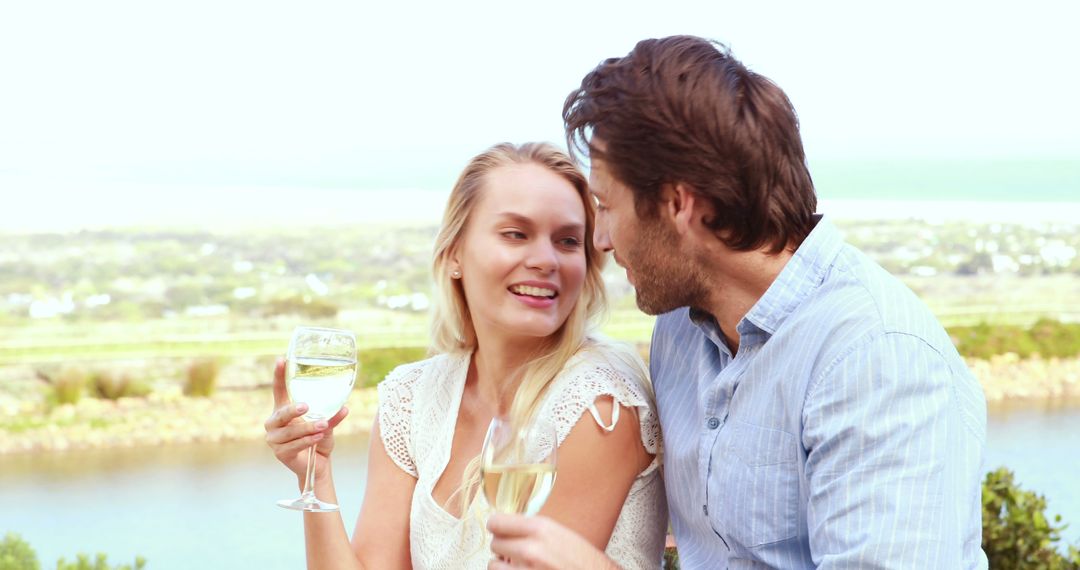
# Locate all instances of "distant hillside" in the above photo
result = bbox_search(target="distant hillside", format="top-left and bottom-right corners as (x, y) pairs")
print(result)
(1, 217), (1078, 324)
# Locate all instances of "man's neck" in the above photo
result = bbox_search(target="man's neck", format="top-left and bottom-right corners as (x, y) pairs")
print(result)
(697, 246), (794, 354)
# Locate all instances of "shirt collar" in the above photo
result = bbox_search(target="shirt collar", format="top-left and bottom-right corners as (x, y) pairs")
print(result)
(684, 214), (845, 350)
(688, 306), (732, 357)
(742, 214), (844, 339)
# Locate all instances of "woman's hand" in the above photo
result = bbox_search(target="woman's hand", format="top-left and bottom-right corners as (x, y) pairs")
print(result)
(487, 513), (620, 570)
(264, 357), (349, 483)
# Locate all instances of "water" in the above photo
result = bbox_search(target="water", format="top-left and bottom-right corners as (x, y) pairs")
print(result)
(0, 434), (370, 569)
(2, 410), (1077, 567)
(6, 159), (1077, 232)
(811, 159), (1080, 202)
(985, 406), (1080, 547)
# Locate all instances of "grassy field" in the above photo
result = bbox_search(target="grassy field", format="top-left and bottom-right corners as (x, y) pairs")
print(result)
(0, 310), (656, 366)
(2, 308), (1077, 367)
(3, 274), (1079, 366)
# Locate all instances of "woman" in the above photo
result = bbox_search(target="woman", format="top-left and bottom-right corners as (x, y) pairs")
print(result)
(264, 142), (667, 568)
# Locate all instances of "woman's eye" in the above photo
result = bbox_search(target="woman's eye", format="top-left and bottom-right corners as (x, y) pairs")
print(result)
(502, 231), (526, 240)
(559, 237), (583, 248)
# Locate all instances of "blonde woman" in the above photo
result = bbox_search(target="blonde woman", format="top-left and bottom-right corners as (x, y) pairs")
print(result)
(264, 142), (667, 569)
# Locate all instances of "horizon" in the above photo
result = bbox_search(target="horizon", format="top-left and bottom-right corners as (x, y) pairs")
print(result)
(6, 157), (1078, 232)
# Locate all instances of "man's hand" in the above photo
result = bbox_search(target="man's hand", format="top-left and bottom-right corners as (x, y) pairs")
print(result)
(487, 513), (620, 570)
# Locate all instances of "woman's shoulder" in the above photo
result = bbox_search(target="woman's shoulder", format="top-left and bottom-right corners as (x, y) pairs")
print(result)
(558, 338), (651, 398)
(545, 337), (663, 457)
(545, 339), (656, 421)
(375, 351), (467, 478)
(378, 351), (463, 392)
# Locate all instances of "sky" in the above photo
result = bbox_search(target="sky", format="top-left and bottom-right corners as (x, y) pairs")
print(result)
(1, 0), (1078, 230)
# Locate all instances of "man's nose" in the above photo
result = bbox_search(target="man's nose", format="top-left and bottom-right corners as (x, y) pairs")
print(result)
(593, 222), (613, 253)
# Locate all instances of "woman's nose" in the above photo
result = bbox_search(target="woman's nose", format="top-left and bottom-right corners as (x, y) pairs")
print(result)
(525, 241), (558, 273)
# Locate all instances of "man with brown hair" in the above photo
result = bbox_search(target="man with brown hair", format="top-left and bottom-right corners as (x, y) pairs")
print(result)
(488, 35), (988, 569)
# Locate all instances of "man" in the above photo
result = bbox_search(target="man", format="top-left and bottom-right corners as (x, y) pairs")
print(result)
(488, 35), (988, 569)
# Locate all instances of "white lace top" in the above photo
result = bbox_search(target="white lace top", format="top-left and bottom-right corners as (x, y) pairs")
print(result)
(376, 350), (668, 569)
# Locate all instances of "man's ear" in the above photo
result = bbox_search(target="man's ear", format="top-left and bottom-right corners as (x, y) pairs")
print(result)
(662, 182), (698, 236)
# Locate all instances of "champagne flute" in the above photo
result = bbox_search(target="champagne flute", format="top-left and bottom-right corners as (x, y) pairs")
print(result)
(480, 416), (557, 516)
(277, 326), (358, 512)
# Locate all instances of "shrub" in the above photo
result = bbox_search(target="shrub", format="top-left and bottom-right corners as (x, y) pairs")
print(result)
(0, 533), (146, 570)
(0, 532), (39, 570)
(1030, 318), (1080, 359)
(662, 544), (680, 569)
(982, 467), (1080, 569)
(949, 319), (1080, 360)
(50, 368), (87, 406)
(184, 358), (220, 397)
(89, 370), (151, 401)
(357, 346), (428, 389)
(55, 553), (146, 570)
(950, 322), (1036, 360)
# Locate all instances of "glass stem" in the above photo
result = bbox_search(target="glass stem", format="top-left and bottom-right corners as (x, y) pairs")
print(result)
(301, 443), (317, 500)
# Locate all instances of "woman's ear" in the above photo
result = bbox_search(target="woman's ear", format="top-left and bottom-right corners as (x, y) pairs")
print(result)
(448, 247), (463, 279)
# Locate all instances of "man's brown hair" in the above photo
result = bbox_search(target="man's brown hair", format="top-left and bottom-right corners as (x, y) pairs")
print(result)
(564, 35), (817, 253)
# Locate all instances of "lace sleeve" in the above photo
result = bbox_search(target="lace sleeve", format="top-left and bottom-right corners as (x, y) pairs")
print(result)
(376, 362), (425, 478)
(544, 359), (662, 458)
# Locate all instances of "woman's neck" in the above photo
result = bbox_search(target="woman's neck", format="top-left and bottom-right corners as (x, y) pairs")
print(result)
(469, 334), (541, 414)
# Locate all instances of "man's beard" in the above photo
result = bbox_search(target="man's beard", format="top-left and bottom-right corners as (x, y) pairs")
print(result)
(626, 217), (707, 316)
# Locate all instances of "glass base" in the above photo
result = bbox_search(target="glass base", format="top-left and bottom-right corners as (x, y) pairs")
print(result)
(277, 495), (339, 512)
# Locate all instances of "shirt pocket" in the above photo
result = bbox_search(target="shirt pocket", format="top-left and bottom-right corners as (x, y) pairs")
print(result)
(710, 421), (799, 549)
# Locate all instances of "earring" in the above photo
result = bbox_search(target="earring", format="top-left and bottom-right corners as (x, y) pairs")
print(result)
(451, 269), (461, 279)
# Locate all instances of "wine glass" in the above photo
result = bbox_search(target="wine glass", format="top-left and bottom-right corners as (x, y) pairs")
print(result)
(480, 416), (557, 516)
(277, 326), (358, 512)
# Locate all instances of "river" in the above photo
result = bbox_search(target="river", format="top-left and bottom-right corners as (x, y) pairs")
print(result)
(2, 410), (1077, 568)
(0, 434), (371, 568)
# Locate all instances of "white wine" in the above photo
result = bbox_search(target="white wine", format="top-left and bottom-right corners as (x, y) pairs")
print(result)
(482, 463), (556, 515)
(287, 356), (357, 420)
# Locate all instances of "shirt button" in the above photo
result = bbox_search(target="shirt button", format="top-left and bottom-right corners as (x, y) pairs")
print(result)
(707, 417), (721, 430)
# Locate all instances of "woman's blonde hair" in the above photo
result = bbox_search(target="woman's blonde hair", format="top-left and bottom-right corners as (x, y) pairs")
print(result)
(429, 142), (640, 517)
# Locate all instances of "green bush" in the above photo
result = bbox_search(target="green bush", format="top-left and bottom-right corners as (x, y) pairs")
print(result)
(0, 532), (39, 570)
(982, 467), (1080, 569)
(0, 533), (145, 570)
(49, 368), (87, 406)
(357, 346), (428, 389)
(55, 553), (146, 570)
(949, 319), (1080, 360)
(89, 371), (150, 401)
(1030, 318), (1080, 359)
(662, 545), (680, 569)
(184, 358), (220, 397)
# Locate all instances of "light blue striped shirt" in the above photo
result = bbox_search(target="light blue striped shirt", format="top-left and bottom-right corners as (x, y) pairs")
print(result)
(651, 216), (988, 569)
